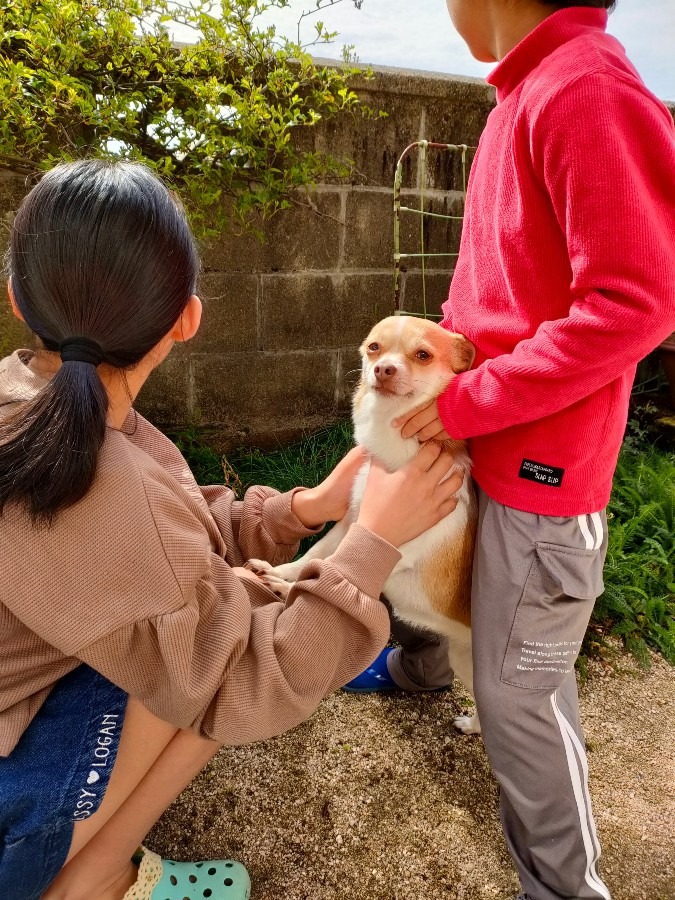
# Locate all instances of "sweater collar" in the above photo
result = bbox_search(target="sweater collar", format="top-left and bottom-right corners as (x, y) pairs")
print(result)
(486, 7), (608, 103)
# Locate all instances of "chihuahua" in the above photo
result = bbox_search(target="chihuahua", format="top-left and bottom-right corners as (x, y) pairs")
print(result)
(248, 315), (480, 733)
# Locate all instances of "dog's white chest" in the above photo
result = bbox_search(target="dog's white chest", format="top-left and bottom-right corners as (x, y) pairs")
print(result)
(350, 391), (472, 621)
(352, 394), (420, 472)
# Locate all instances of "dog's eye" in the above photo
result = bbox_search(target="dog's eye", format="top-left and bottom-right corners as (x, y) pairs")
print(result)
(368, 342), (379, 352)
(416, 350), (432, 361)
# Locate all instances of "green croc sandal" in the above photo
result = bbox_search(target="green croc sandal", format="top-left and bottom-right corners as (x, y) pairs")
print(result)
(124, 846), (250, 900)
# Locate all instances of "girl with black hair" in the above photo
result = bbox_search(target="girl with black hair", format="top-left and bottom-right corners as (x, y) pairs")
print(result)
(0, 159), (463, 899)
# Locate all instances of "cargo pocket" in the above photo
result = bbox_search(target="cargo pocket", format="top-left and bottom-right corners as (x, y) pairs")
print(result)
(500, 542), (605, 690)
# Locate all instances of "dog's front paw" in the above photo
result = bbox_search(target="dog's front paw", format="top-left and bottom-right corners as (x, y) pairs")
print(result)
(245, 559), (294, 600)
(260, 573), (294, 600)
(245, 558), (275, 577)
(453, 713), (481, 736)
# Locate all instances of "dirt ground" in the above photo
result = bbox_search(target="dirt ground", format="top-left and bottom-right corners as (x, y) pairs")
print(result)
(149, 651), (674, 900)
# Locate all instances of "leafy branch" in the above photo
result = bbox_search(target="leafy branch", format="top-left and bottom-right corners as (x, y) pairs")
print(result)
(295, 0), (363, 49)
(0, 0), (376, 234)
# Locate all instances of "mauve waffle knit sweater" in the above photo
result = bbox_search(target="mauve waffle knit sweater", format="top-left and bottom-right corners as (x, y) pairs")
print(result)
(0, 351), (398, 756)
(439, 7), (675, 516)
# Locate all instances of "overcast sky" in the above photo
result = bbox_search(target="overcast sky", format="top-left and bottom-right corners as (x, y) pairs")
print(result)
(172, 0), (674, 101)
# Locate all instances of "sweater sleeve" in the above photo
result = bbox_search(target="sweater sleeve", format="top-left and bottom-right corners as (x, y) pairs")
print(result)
(76, 475), (399, 745)
(438, 74), (675, 440)
(200, 484), (323, 567)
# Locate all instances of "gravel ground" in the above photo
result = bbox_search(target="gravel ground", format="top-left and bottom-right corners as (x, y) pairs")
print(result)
(148, 650), (674, 900)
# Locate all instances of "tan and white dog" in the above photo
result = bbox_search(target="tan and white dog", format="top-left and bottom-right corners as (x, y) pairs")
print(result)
(250, 315), (480, 734)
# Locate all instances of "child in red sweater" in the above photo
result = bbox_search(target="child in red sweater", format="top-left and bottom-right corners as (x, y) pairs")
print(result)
(346, 2), (675, 899)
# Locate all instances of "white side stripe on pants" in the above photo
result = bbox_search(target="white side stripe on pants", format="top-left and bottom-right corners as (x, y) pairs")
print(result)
(590, 512), (604, 550)
(577, 514), (604, 551)
(577, 515), (595, 550)
(551, 692), (611, 900)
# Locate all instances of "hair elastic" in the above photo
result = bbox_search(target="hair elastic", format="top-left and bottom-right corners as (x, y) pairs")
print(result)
(59, 336), (106, 367)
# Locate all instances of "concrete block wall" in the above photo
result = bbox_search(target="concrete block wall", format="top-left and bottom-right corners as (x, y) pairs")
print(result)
(3, 68), (672, 450)
(154, 67), (495, 450)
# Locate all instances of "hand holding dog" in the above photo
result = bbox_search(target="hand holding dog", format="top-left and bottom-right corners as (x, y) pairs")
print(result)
(393, 400), (452, 443)
(291, 446), (368, 528)
(357, 442), (462, 548)
(232, 566), (264, 584)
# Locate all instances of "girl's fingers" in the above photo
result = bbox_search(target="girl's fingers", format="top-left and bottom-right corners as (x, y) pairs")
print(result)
(232, 566), (263, 583)
(426, 448), (459, 481)
(434, 472), (464, 502)
(397, 404), (437, 438)
(411, 439), (443, 470)
(416, 420), (446, 442)
(400, 414), (427, 439)
(439, 497), (460, 517)
(436, 471), (464, 498)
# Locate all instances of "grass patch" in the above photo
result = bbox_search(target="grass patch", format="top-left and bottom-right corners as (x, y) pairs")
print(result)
(168, 423), (355, 491)
(169, 425), (226, 486)
(170, 422), (355, 555)
(227, 422), (354, 495)
(171, 419), (675, 670)
(586, 435), (675, 668)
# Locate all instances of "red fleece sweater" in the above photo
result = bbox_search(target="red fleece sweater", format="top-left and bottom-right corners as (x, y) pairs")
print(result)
(439, 7), (675, 516)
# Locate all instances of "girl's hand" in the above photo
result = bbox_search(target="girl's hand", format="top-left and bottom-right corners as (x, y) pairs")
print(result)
(393, 400), (452, 442)
(232, 566), (264, 584)
(357, 441), (463, 548)
(291, 446), (368, 528)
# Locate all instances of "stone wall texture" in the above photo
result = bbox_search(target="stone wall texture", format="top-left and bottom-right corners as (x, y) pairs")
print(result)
(1, 67), (672, 451)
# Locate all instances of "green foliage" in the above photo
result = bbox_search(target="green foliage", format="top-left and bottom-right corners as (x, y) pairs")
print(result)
(174, 421), (354, 554)
(227, 421), (354, 494)
(169, 424), (225, 485)
(0, 0), (373, 232)
(591, 431), (675, 667)
(171, 420), (354, 490)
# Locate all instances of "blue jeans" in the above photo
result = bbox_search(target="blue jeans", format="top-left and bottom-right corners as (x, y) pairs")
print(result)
(0, 664), (128, 898)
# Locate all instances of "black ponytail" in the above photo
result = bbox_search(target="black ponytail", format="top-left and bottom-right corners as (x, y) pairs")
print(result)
(1, 160), (199, 525)
(0, 363), (108, 523)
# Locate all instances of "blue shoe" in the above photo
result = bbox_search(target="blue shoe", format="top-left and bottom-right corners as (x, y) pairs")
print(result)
(343, 647), (399, 693)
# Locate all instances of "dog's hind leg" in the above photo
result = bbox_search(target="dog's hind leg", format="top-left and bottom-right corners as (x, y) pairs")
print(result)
(446, 624), (481, 735)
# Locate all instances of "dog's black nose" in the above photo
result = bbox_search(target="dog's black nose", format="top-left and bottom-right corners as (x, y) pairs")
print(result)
(374, 363), (397, 380)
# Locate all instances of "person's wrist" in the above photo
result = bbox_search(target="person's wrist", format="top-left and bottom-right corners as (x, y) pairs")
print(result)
(356, 512), (397, 548)
(291, 487), (326, 529)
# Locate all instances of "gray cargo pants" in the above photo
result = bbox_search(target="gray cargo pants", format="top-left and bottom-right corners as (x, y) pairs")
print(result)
(387, 486), (611, 900)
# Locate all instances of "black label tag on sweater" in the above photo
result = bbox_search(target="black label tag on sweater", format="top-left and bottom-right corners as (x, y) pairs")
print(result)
(519, 459), (565, 488)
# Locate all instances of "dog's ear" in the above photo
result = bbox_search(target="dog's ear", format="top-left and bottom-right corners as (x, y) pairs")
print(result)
(447, 333), (476, 373)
